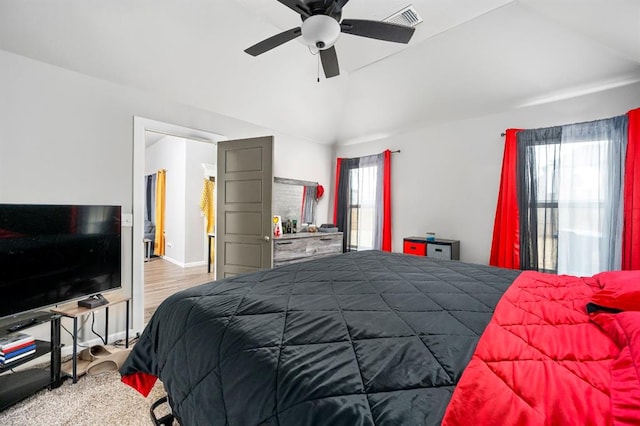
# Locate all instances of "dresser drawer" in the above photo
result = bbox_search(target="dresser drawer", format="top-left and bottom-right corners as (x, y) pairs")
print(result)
(273, 233), (343, 266)
(273, 238), (308, 262)
(403, 240), (426, 256)
(311, 234), (343, 254)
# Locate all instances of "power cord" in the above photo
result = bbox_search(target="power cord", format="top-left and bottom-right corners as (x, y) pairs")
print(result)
(60, 321), (90, 349)
(60, 313), (136, 348)
(113, 333), (140, 348)
(90, 312), (106, 345)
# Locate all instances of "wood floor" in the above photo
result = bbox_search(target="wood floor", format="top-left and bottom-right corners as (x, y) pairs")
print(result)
(144, 257), (215, 323)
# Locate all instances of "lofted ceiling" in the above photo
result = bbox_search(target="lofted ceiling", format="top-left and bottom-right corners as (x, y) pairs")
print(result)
(0, 0), (638, 145)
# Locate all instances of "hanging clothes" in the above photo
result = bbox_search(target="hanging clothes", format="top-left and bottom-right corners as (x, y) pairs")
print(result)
(200, 178), (215, 234)
(154, 170), (166, 256)
(200, 178), (215, 264)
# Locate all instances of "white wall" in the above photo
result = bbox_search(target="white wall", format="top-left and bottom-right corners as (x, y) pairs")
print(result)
(185, 140), (216, 264)
(335, 82), (640, 265)
(145, 135), (186, 264)
(0, 49), (333, 341)
(274, 137), (331, 225)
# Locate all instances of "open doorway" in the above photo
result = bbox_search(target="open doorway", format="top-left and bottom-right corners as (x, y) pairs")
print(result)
(142, 132), (218, 321)
(132, 117), (225, 331)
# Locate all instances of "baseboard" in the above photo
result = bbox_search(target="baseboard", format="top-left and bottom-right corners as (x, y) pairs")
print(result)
(162, 256), (206, 268)
(161, 256), (182, 267)
(60, 330), (139, 357)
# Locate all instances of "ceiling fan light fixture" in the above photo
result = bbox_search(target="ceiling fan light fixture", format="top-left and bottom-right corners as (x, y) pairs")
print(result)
(301, 15), (340, 50)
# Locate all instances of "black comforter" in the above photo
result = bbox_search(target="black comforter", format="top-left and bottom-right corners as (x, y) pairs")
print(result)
(121, 250), (520, 425)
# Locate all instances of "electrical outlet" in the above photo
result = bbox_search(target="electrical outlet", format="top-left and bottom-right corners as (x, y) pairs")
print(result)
(121, 213), (133, 227)
(167, 242), (173, 248)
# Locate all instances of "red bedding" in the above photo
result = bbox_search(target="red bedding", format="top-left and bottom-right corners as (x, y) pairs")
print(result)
(442, 270), (640, 426)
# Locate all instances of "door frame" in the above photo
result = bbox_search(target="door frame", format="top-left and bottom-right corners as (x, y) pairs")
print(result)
(132, 116), (225, 332)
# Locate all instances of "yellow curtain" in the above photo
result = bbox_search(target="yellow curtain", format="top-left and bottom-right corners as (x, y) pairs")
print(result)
(154, 169), (166, 256)
(200, 178), (215, 263)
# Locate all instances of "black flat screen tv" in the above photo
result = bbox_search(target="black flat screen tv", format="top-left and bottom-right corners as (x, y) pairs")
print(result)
(0, 204), (121, 319)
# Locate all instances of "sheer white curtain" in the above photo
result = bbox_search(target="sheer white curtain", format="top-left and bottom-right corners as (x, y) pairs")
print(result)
(518, 116), (627, 275)
(556, 119), (626, 275)
(348, 154), (383, 251)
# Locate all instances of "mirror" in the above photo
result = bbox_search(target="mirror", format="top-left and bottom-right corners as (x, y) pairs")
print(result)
(273, 177), (318, 227)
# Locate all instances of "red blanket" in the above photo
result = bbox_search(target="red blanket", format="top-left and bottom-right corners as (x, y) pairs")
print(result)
(442, 270), (640, 426)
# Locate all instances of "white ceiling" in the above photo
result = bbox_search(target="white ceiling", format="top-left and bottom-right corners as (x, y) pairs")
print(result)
(0, 0), (638, 145)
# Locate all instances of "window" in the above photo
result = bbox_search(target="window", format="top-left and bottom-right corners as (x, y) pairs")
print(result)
(347, 165), (378, 251)
(334, 151), (392, 253)
(518, 117), (627, 275)
(530, 140), (614, 274)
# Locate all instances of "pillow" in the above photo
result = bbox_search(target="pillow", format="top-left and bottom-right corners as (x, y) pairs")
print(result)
(590, 271), (640, 312)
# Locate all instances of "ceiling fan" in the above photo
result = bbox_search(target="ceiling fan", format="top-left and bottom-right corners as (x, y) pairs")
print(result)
(244, 0), (416, 79)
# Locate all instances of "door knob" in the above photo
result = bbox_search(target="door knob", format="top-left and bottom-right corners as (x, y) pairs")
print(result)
(262, 235), (271, 241)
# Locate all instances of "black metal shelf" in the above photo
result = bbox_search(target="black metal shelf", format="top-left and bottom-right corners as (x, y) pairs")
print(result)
(0, 311), (58, 337)
(0, 368), (51, 411)
(0, 312), (62, 411)
(0, 340), (51, 373)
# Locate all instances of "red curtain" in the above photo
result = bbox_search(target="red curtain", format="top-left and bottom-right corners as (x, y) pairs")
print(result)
(382, 150), (392, 252)
(489, 129), (521, 269)
(623, 108), (640, 270)
(333, 158), (342, 225)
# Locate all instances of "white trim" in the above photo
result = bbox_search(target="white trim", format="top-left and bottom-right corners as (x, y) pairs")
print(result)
(160, 256), (206, 268)
(132, 117), (225, 333)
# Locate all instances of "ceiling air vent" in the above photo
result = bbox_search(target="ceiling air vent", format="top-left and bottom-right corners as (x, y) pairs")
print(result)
(383, 5), (423, 27)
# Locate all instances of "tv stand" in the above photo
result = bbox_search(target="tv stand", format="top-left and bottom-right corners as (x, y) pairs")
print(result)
(0, 311), (62, 411)
(52, 294), (130, 383)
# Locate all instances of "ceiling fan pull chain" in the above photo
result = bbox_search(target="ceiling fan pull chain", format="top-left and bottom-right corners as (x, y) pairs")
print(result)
(317, 54), (320, 83)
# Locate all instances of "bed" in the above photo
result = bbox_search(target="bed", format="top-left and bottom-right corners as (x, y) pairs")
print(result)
(120, 250), (640, 425)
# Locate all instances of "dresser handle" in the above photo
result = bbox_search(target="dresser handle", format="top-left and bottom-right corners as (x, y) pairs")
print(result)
(319, 238), (333, 241)
(276, 241), (293, 245)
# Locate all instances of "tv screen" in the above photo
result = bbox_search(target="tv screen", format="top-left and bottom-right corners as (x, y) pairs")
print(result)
(0, 204), (121, 319)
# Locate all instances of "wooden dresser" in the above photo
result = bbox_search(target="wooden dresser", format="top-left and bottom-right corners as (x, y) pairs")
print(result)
(273, 232), (343, 267)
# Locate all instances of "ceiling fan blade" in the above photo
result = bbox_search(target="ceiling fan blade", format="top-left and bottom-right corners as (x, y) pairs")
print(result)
(340, 19), (415, 44)
(244, 27), (302, 56)
(277, 0), (310, 17)
(320, 46), (340, 78)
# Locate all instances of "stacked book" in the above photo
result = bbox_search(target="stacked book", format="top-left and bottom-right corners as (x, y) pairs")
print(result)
(0, 333), (36, 366)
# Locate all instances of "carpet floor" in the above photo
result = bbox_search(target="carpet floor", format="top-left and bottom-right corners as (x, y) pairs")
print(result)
(0, 369), (172, 425)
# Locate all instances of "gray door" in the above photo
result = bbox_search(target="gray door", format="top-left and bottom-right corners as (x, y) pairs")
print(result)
(216, 136), (273, 278)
